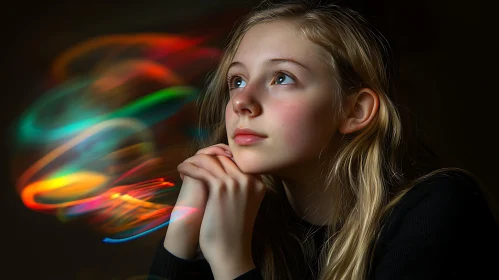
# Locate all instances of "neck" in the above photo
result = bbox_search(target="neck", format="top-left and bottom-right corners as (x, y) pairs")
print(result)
(280, 159), (334, 226)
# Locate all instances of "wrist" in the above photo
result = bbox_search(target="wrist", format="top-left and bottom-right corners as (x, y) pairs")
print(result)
(164, 225), (199, 260)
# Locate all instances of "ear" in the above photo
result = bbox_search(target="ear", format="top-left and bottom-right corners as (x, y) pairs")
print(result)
(338, 88), (379, 135)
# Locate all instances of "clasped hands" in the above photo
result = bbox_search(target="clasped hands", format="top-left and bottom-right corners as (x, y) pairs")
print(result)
(165, 143), (266, 280)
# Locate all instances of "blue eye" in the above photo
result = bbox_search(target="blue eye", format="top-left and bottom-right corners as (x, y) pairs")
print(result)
(227, 71), (295, 91)
(233, 77), (247, 88)
(274, 72), (294, 85)
(228, 76), (246, 90)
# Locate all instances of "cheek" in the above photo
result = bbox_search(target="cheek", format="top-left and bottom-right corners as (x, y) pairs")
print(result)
(274, 101), (335, 153)
(273, 103), (318, 143)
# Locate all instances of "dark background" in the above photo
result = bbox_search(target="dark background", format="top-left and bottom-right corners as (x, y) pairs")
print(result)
(3, 0), (498, 279)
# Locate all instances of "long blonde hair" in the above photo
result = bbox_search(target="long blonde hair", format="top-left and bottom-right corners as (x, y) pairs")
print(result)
(187, 1), (472, 279)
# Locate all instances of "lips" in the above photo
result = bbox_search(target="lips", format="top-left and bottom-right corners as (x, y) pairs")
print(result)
(234, 135), (266, 145)
(233, 127), (267, 138)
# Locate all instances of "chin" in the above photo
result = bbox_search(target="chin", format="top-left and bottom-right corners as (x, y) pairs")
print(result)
(233, 157), (284, 176)
(232, 158), (267, 175)
(234, 162), (264, 175)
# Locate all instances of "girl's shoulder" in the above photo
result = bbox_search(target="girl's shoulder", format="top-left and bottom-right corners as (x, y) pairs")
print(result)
(385, 170), (494, 223)
(370, 169), (499, 278)
(389, 169), (490, 216)
(380, 169), (497, 237)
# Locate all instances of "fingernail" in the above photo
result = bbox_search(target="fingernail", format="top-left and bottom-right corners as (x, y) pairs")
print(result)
(225, 151), (232, 156)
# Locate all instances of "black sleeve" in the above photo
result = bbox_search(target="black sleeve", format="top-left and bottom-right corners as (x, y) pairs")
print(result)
(147, 241), (214, 280)
(371, 173), (499, 280)
(147, 241), (264, 280)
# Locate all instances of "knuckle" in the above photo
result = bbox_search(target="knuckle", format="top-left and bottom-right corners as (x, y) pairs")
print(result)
(195, 148), (210, 155)
(217, 183), (227, 193)
(194, 153), (204, 159)
(193, 153), (209, 161)
(213, 178), (223, 187)
(225, 177), (236, 186)
(226, 178), (238, 191)
(195, 148), (205, 155)
(241, 177), (250, 186)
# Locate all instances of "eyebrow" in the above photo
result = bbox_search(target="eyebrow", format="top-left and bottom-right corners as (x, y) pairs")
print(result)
(228, 58), (310, 72)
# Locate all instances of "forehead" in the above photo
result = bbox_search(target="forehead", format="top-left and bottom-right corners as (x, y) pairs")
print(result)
(233, 19), (328, 66)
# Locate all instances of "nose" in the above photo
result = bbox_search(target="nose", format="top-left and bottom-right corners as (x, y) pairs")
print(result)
(231, 85), (262, 117)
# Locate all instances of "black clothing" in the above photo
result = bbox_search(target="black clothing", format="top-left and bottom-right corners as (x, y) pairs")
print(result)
(148, 171), (499, 279)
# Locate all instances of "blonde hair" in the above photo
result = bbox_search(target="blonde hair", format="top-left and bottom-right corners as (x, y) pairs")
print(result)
(188, 1), (473, 279)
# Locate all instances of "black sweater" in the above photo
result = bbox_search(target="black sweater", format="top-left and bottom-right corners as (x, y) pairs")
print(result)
(148, 171), (499, 279)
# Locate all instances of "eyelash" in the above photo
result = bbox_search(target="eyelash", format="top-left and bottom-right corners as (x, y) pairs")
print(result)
(226, 70), (296, 91)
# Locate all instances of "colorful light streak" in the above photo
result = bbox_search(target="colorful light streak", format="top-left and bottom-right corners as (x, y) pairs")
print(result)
(13, 32), (222, 243)
(18, 84), (198, 144)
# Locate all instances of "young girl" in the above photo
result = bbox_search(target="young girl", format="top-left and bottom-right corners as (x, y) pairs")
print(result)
(149, 1), (498, 279)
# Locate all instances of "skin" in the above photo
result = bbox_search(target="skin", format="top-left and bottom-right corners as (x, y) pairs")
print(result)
(170, 19), (379, 279)
(225, 19), (379, 226)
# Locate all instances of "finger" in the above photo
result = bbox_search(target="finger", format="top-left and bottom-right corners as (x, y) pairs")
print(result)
(214, 155), (244, 180)
(216, 155), (262, 182)
(216, 156), (265, 191)
(199, 143), (230, 151)
(178, 158), (228, 182)
(177, 161), (218, 183)
(181, 145), (231, 181)
(195, 144), (232, 156)
(212, 143), (231, 151)
(183, 154), (230, 181)
(196, 146), (232, 157)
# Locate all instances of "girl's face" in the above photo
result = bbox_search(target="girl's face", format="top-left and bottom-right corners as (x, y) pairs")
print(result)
(225, 19), (340, 176)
